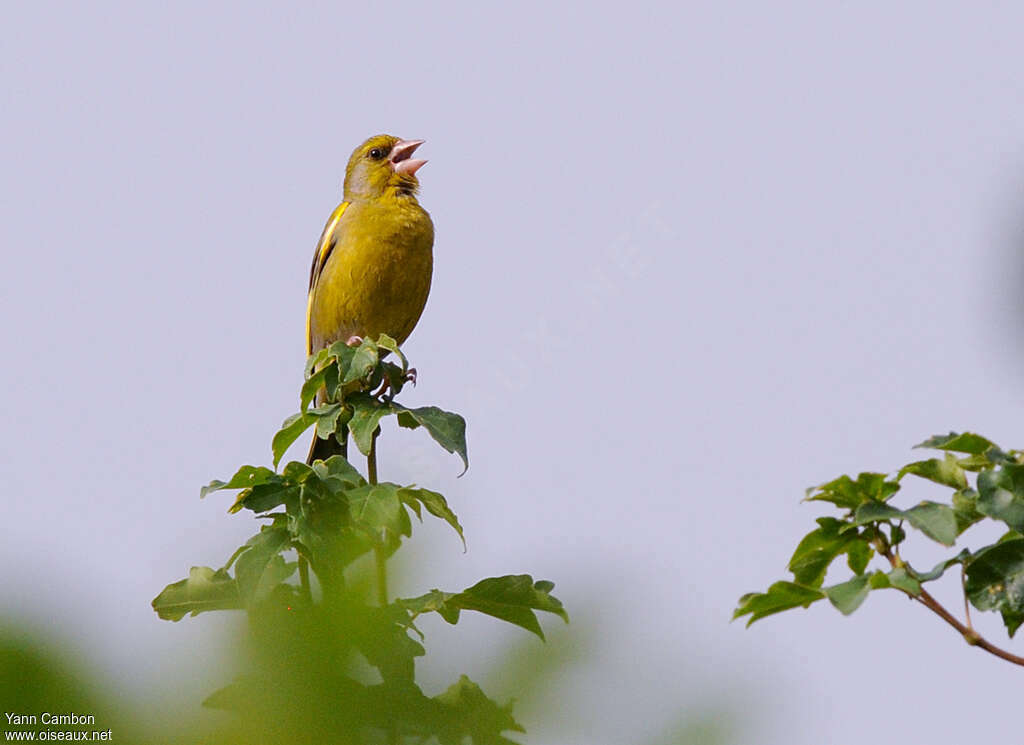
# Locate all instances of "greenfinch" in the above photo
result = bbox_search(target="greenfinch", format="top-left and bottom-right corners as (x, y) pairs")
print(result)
(306, 134), (434, 462)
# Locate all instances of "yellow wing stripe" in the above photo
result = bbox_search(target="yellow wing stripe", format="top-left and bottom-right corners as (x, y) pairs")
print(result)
(306, 201), (349, 355)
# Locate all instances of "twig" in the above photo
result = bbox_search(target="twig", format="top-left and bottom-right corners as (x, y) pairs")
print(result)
(368, 428), (378, 485)
(879, 546), (1024, 667)
(961, 564), (974, 632)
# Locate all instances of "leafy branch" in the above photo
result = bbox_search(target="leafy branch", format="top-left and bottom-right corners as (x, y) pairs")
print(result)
(152, 335), (567, 743)
(735, 432), (1024, 667)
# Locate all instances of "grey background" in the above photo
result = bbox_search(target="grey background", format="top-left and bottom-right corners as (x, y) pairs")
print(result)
(4, 2), (1024, 742)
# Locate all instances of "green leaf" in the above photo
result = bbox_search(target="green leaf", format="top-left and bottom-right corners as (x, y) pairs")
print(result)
(965, 539), (1024, 636)
(406, 576), (568, 640)
(345, 483), (408, 547)
(908, 550), (971, 582)
(903, 502), (958, 547)
(898, 453), (968, 489)
(348, 396), (389, 456)
(343, 338), (379, 384)
(985, 447), (1019, 466)
(958, 454), (996, 472)
(433, 675), (524, 744)
(323, 339), (360, 392)
(281, 460), (314, 482)
(788, 518), (857, 587)
(352, 607), (426, 683)
(300, 365), (329, 411)
(151, 567), (241, 621)
(868, 571), (889, 589)
(825, 574), (871, 615)
(313, 455), (366, 490)
(392, 405), (469, 474)
(256, 556), (295, 603)
(374, 333), (408, 371)
(867, 568), (921, 595)
(852, 501), (904, 525)
(399, 589), (460, 624)
(221, 463), (311, 515)
(846, 541), (873, 575)
(1003, 610), (1024, 638)
(455, 575), (568, 639)
(965, 539), (1024, 612)
(805, 473), (899, 510)
(272, 412), (316, 468)
(399, 487), (465, 549)
(201, 465), (277, 498)
(915, 432), (996, 455)
(853, 501), (957, 547)
(733, 581), (825, 626)
(230, 483), (299, 514)
(323, 360), (341, 401)
(304, 347), (328, 377)
(952, 489), (984, 535)
(885, 567), (921, 595)
(378, 361), (409, 398)
(977, 465), (1024, 532)
(312, 403), (344, 441)
(234, 525), (293, 604)
(201, 467), (298, 515)
(292, 514), (368, 573)
(396, 410), (420, 429)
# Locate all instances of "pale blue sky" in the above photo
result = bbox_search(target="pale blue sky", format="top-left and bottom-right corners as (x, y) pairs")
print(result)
(4, 2), (1024, 743)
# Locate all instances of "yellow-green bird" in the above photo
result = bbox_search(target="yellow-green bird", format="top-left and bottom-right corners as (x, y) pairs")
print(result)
(306, 134), (434, 462)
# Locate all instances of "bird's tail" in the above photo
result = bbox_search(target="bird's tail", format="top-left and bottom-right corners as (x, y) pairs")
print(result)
(306, 430), (347, 465)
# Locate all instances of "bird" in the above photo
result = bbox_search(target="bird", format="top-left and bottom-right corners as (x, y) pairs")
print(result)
(305, 134), (434, 464)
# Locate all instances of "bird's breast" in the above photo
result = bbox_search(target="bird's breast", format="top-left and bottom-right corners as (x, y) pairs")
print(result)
(308, 198), (434, 350)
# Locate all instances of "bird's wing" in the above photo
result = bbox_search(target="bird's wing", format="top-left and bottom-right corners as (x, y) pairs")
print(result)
(306, 201), (349, 355)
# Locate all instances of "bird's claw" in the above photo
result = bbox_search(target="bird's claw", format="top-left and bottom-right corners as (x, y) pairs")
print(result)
(369, 367), (417, 401)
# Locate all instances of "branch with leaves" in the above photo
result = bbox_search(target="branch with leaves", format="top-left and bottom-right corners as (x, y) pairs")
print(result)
(735, 432), (1024, 667)
(152, 335), (568, 743)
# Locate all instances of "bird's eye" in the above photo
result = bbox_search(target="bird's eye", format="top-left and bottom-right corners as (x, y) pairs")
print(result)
(368, 148), (384, 160)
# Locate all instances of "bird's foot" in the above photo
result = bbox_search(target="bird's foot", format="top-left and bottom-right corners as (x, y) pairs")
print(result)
(372, 376), (398, 401)
(345, 335), (364, 347)
(369, 367), (417, 401)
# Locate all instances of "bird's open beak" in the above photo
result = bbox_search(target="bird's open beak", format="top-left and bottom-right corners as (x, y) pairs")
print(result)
(391, 139), (427, 176)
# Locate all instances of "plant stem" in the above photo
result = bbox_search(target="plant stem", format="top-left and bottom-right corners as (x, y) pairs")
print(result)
(368, 429), (388, 606)
(879, 547), (1024, 667)
(368, 429), (378, 485)
(961, 564), (974, 632)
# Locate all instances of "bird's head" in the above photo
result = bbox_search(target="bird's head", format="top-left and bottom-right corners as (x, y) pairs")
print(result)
(343, 134), (427, 200)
